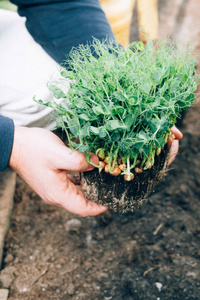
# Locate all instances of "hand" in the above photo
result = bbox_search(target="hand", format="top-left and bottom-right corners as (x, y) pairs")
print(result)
(168, 125), (183, 165)
(9, 127), (108, 217)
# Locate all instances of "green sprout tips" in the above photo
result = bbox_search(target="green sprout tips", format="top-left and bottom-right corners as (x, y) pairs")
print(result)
(36, 38), (199, 181)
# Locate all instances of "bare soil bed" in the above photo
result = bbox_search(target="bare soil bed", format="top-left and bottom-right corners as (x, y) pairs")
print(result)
(0, 104), (199, 300)
(1, 1), (200, 299)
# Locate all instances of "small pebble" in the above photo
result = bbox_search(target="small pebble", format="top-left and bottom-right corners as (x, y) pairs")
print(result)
(155, 282), (163, 292)
(97, 272), (109, 280)
(67, 283), (75, 296)
(0, 267), (15, 288)
(186, 271), (197, 278)
(0, 289), (9, 300)
(65, 219), (82, 232)
(4, 254), (14, 264)
(76, 292), (88, 299)
(56, 264), (62, 269)
(124, 240), (139, 261)
(14, 257), (19, 264)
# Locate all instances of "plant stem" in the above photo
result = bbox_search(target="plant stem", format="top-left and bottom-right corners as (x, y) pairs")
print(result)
(85, 152), (100, 168)
(127, 155), (131, 174)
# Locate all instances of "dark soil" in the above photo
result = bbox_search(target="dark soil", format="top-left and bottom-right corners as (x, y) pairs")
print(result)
(81, 146), (170, 212)
(1, 0), (200, 299)
(0, 105), (199, 300)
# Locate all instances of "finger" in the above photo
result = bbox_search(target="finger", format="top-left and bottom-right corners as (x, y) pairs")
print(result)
(168, 139), (179, 166)
(171, 126), (183, 140)
(55, 146), (99, 172)
(59, 180), (108, 217)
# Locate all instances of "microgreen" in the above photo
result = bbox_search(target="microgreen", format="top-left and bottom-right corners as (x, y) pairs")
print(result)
(35, 39), (199, 178)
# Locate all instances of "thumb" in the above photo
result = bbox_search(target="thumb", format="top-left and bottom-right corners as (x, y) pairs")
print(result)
(60, 180), (108, 217)
(55, 145), (99, 172)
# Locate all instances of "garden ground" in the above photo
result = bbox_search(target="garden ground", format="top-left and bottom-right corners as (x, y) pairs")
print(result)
(0, 0), (200, 299)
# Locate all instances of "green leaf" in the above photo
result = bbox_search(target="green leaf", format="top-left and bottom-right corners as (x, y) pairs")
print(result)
(142, 144), (151, 157)
(34, 98), (54, 108)
(124, 115), (134, 130)
(158, 82), (169, 96)
(113, 91), (126, 102)
(79, 144), (89, 152)
(75, 99), (86, 109)
(79, 114), (90, 121)
(105, 120), (127, 131)
(111, 131), (121, 141)
(127, 96), (138, 106)
(149, 117), (169, 135)
(112, 106), (124, 115)
(155, 137), (164, 147)
(137, 41), (145, 51)
(60, 102), (69, 110)
(60, 69), (69, 78)
(138, 131), (149, 141)
(131, 74), (140, 84)
(93, 106), (105, 115)
(99, 127), (107, 138)
(162, 67), (170, 79)
(49, 85), (66, 99)
(133, 141), (145, 150)
(70, 141), (80, 149)
(170, 80), (180, 93)
(80, 122), (90, 138)
(140, 82), (152, 94)
(70, 141), (89, 152)
(151, 71), (162, 83)
(90, 126), (100, 135)
(56, 119), (63, 128)
(184, 93), (195, 104)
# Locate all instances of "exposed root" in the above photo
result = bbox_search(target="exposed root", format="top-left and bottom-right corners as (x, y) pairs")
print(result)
(81, 145), (170, 212)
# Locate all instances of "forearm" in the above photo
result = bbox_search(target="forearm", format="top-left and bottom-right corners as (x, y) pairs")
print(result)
(11, 0), (116, 64)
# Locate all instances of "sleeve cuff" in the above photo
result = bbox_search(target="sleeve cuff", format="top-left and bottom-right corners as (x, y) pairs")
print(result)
(0, 116), (15, 171)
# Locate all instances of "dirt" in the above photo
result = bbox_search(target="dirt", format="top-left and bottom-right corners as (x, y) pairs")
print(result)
(81, 146), (170, 212)
(1, 0), (200, 299)
(0, 111), (200, 300)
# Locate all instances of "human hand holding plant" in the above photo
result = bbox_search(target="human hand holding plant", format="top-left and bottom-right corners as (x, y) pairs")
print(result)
(8, 125), (181, 216)
(9, 126), (107, 217)
(35, 39), (198, 211)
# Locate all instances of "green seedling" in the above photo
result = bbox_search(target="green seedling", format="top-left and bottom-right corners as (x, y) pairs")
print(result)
(36, 39), (199, 181)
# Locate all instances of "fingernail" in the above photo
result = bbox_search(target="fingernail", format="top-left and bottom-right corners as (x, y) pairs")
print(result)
(90, 153), (99, 165)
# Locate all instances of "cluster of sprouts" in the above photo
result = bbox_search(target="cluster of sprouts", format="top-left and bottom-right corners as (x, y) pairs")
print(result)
(95, 131), (175, 181)
(36, 39), (199, 181)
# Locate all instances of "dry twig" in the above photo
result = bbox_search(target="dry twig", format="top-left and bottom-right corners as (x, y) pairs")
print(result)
(153, 223), (163, 235)
(31, 265), (49, 286)
(143, 264), (160, 276)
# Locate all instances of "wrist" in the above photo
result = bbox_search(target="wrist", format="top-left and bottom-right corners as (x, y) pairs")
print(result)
(9, 126), (27, 172)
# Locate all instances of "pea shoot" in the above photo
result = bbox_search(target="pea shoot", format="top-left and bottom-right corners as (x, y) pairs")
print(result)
(36, 39), (199, 181)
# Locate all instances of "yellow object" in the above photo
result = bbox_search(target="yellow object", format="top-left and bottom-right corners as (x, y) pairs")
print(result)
(137, 0), (158, 42)
(100, 0), (136, 48)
